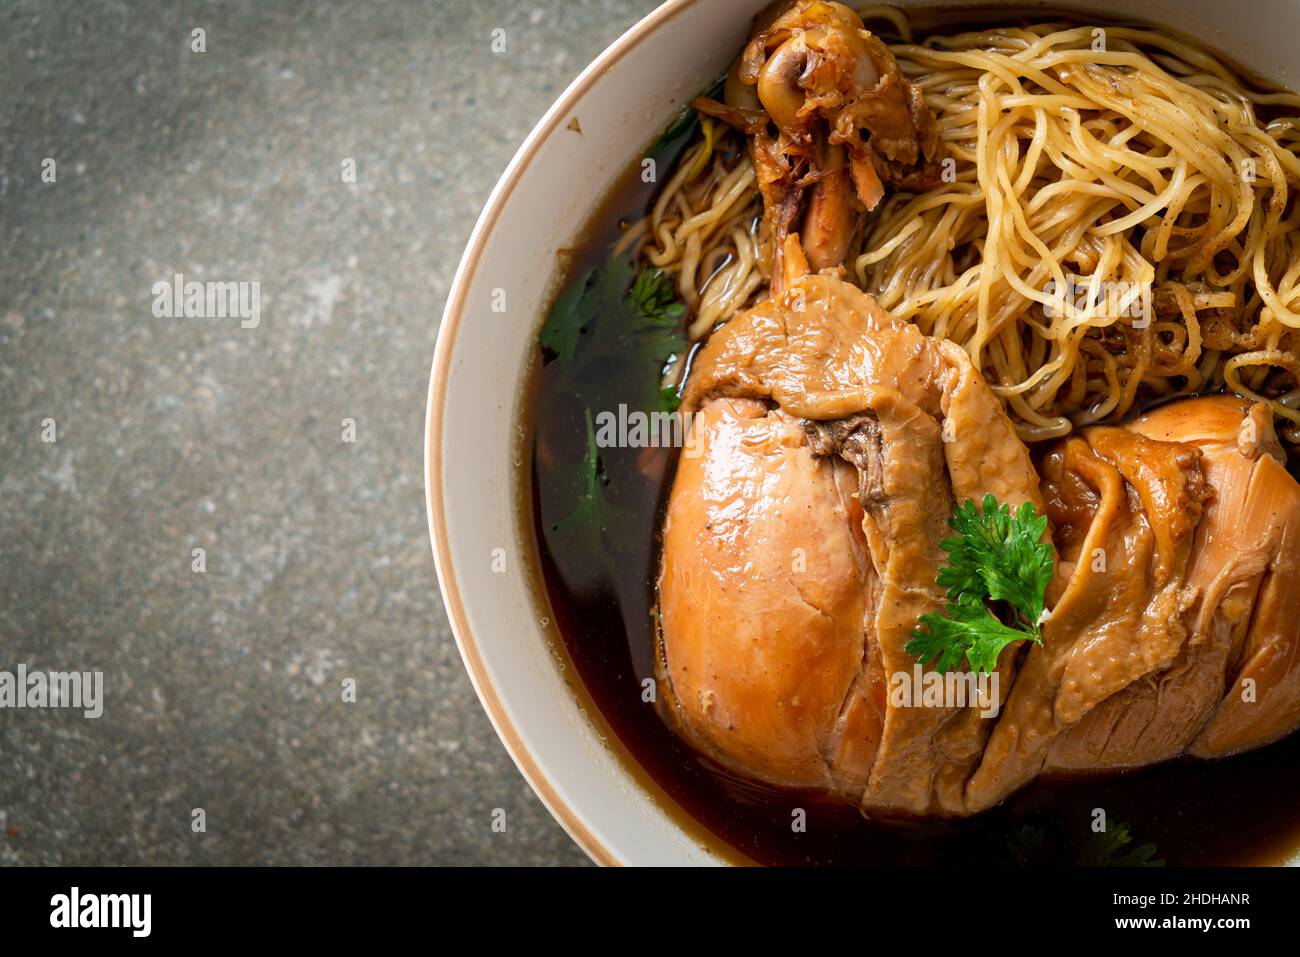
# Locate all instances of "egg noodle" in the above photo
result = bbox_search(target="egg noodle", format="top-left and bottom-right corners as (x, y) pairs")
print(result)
(633, 7), (1300, 443)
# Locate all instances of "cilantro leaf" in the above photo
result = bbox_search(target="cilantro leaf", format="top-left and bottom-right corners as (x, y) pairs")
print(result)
(939, 493), (1053, 629)
(647, 76), (726, 156)
(1006, 824), (1051, 865)
(623, 268), (687, 413)
(629, 266), (686, 327)
(538, 253), (637, 364)
(539, 252), (684, 413)
(547, 408), (633, 559)
(1006, 819), (1165, 866)
(905, 496), (1055, 674)
(909, 598), (1033, 675)
(1082, 822), (1166, 868)
(538, 265), (593, 363)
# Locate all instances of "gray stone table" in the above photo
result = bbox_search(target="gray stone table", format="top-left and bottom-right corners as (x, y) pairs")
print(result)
(0, 0), (658, 866)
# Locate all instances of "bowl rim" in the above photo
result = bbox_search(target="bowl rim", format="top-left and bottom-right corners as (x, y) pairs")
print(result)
(424, 0), (701, 867)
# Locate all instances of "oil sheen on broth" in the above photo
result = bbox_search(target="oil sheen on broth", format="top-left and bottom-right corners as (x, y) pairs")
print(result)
(525, 7), (1300, 866)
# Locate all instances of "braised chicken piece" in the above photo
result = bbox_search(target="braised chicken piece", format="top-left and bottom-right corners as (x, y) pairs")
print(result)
(693, 0), (943, 290)
(657, 251), (1300, 818)
(658, 396), (873, 790)
(659, 241), (1043, 817)
(964, 424), (1213, 808)
(1131, 398), (1300, 759)
(965, 397), (1300, 808)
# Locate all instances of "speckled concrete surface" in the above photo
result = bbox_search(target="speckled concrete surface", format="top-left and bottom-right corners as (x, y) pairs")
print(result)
(0, 0), (658, 866)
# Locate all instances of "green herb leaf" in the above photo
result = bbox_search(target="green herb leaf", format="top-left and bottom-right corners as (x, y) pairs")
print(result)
(647, 76), (726, 156)
(1006, 824), (1051, 865)
(547, 408), (633, 558)
(940, 493), (1053, 629)
(1006, 819), (1164, 866)
(1082, 822), (1166, 868)
(538, 266), (595, 363)
(539, 253), (684, 409)
(539, 252), (685, 408)
(905, 496), (1054, 673)
(909, 597), (1035, 675)
(538, 253), (638, 364)
(630, 266), (686, 327)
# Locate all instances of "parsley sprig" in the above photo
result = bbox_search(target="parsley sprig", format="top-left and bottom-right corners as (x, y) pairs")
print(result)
(905, 494), (1054, 674)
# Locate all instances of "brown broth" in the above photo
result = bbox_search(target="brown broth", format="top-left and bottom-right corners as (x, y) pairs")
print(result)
(522, 6), (1300, 866)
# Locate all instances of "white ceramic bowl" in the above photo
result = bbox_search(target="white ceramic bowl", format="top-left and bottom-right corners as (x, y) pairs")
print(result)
(425, 0), (1300, 865)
